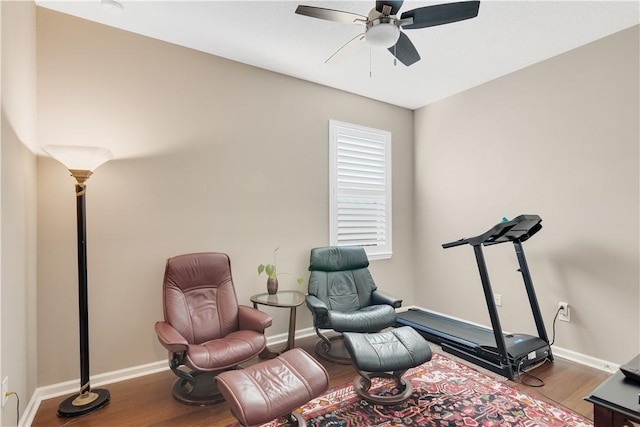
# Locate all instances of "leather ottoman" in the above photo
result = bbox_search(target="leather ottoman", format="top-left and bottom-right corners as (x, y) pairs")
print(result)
(343, 326), (432, 405)
(215, 348), (329, 426)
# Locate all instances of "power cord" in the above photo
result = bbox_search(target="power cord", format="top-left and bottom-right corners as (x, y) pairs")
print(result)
(514, 305), (564, 387)
(5, 391), (20, 426)
(515, 356), (545, 387)
(549, 305), (562, 346)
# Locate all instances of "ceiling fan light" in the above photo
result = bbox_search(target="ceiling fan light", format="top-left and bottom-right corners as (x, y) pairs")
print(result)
(366, 23), (400, 48)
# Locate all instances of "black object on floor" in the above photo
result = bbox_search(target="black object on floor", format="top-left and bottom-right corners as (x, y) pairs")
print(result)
(620, 354), (640, 384)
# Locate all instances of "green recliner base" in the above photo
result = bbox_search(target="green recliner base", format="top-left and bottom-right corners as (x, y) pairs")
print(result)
(313, 333), (353, 364)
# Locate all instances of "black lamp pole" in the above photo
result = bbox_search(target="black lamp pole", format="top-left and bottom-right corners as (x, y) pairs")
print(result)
(57, 171), (110, 417)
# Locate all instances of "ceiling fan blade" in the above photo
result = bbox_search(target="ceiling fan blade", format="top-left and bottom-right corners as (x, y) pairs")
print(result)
(375, 1), (404, 15)
(325, 33), (366, 63)
(400, 1), (480, 30)
(388, 32), (420, 66)
(295, 5), (366, 24)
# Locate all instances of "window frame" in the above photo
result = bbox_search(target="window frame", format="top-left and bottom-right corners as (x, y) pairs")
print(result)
(329, 120), (392, 260)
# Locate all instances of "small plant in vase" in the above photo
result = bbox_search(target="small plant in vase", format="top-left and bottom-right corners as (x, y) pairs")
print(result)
(257, 247), (304, 295)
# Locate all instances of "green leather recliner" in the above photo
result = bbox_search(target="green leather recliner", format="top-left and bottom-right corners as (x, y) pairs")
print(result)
(306, 246), (402, 363)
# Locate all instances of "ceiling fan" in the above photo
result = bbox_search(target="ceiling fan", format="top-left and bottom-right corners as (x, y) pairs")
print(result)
(295, 1), (480, 66)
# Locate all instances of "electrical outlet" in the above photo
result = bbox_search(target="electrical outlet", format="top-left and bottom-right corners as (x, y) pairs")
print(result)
(1, 376), (8, 408)
(494, 294), (502, 306)
(558, 302), (570, 322)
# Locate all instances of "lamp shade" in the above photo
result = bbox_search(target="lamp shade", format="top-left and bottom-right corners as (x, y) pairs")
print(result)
(42, 145), (113, 172)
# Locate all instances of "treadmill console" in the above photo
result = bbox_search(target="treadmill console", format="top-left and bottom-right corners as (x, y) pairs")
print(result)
(442, 214), (542, 249)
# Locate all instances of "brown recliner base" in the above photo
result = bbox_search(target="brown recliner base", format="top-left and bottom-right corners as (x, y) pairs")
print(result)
(171, 371), (225, 406)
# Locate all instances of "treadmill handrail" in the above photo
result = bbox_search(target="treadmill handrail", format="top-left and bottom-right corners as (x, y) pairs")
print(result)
(442, 214), (542, 249)
(442, 238), (467, 249)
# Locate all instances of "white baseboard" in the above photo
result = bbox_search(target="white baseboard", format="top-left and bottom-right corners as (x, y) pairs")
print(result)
(19, 359), (171, 427)
(551, 346), (619, 373)
(20, 315), (617, 426)
(20, 327), (316, 426)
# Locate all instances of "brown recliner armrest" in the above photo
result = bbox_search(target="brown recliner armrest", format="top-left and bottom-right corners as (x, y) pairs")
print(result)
(154, 321), (188, 353)
(238, 305), (273, 332)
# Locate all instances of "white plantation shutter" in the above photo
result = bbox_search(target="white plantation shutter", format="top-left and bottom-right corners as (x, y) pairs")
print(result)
(329, 120), (392, 260)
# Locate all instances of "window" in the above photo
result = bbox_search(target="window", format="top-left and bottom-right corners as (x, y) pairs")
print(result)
(329, 120), (392, 260)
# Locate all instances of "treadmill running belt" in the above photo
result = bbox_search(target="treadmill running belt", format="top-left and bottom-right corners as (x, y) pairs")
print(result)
(396, 309), (498, 350)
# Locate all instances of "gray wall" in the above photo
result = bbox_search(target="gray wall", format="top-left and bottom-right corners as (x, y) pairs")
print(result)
(36, 8), (415, 386)
(1, 1), (39, 425)
(413, 25), (639, 364)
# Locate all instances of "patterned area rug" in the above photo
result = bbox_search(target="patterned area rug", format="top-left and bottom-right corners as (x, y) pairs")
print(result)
(250, 352), (593, 427)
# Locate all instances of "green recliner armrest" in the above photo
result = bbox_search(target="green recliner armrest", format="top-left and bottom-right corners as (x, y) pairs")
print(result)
(371, 290), (402, 309)
(306, 294), (329, 315)
(306, 294), (331, 328)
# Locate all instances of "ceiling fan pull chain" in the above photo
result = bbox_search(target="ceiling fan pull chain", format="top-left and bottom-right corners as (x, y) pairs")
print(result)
(394, 44), (397, 66)
(369, 47), (372, 78)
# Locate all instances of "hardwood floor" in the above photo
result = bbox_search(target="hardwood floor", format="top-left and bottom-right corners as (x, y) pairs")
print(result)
(31, 336), (611, 426)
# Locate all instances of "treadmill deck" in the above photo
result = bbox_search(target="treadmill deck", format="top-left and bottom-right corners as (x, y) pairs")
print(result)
(396, 308), (551, 376)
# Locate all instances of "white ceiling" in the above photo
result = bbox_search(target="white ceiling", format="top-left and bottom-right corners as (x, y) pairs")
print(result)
(36, 0), (639, 110)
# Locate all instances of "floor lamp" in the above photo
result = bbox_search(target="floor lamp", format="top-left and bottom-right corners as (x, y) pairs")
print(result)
(42, 145), (112, 418)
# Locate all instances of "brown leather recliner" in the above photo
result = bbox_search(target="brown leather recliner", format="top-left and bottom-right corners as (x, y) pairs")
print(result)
(154, 252), (272, 405)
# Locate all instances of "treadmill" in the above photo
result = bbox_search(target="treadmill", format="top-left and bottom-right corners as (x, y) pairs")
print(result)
(396, 214), (553, 380)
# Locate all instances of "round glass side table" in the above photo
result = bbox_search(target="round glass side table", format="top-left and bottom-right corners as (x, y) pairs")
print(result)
(250, 290), (305, 359)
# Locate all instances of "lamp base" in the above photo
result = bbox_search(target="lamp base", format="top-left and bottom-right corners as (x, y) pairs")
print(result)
(57, 389), (110, 418)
